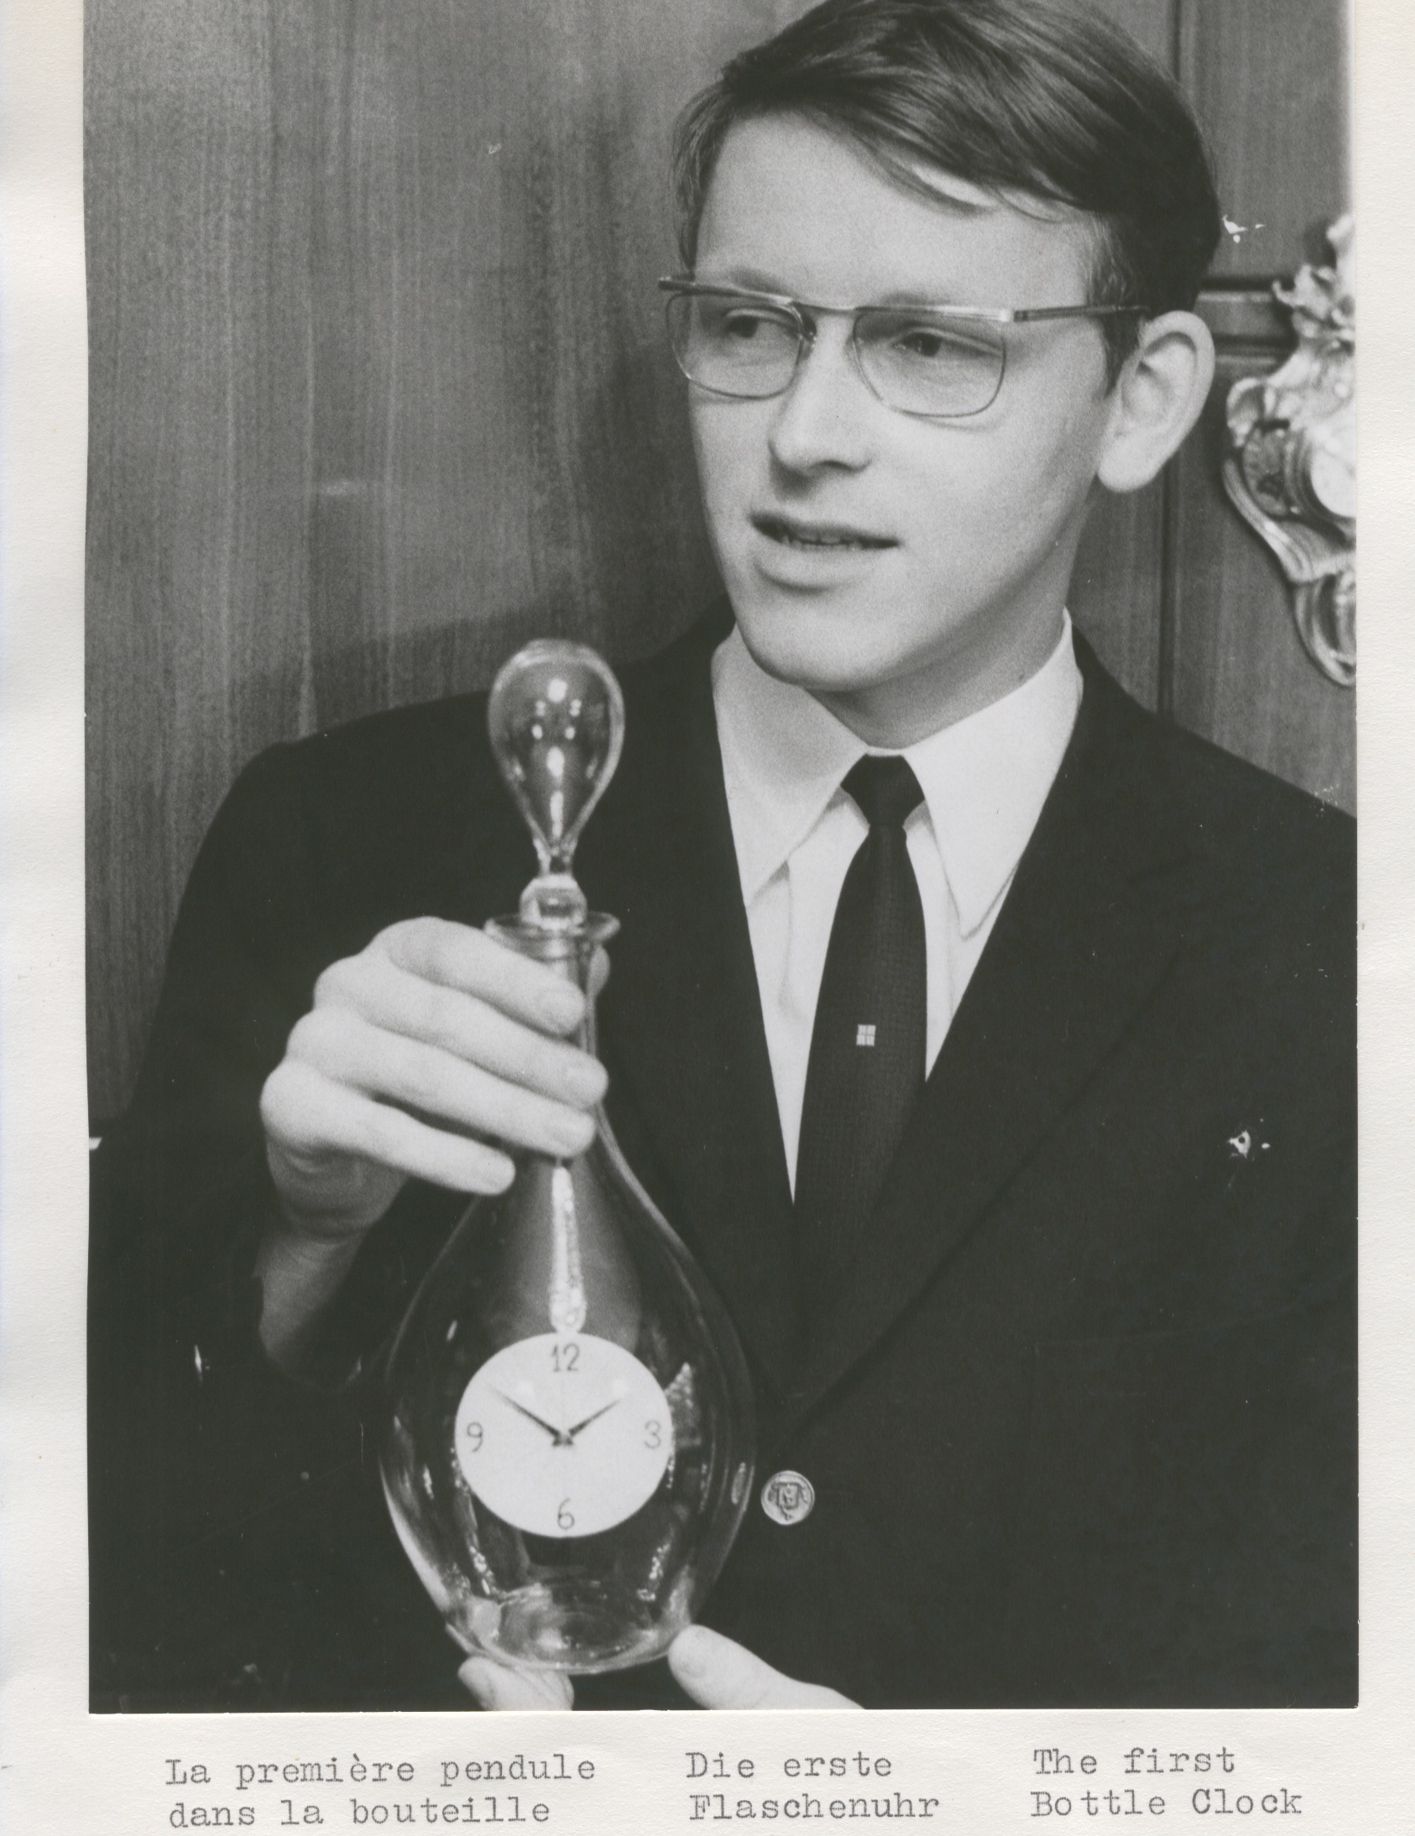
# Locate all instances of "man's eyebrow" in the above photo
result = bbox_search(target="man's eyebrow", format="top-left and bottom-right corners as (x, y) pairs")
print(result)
(869, 287), (977, 309)
(698, 266), (798, 294)
(685, 269), (980, 311)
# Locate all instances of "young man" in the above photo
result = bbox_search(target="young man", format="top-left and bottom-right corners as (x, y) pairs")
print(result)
(91, 0), (1355, 1711)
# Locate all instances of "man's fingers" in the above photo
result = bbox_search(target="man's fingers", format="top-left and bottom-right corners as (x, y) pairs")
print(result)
(261, 916), (611, 1241)
(459, 1656), (574, 1711)
(457, 1629), (853, 1712)
(669, 1626), (855, 1709)
(317, 949), (606, 1111)
(377, 918), (588, 1035)
(282, 1009), (596, 1160)
(262, 1059), (517, 1198)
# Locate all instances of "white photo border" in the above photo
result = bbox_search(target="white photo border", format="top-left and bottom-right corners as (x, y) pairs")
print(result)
(3, 0), (1413, 1829)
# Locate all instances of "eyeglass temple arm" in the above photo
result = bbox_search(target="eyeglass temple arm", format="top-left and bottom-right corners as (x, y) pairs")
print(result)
(1008, 304), (1149, 322)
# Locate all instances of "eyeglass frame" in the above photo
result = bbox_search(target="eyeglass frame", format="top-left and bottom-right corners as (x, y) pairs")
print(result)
(658, 276), (1149, 421)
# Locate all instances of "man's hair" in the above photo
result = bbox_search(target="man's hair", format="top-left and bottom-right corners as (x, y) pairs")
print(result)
(672, 0), (1222, 384)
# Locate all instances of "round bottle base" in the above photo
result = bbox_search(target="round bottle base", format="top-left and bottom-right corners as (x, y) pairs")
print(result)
(461, 1579), (685, 1675)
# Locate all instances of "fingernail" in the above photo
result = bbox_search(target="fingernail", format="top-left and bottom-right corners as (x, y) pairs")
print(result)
(673, 1625), (713, 1678)
(565, 1058), (607, 1103)
(540, 986), (583, 1031)
(460, 1658), (501, 1708)
(553, 1111), (596, 1155)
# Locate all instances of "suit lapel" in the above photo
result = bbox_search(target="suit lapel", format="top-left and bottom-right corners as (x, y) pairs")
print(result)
(582, 621), (803, 1397)
(781, 648), (1192, 1433)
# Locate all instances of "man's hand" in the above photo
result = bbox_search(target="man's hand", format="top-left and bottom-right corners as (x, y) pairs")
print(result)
(668, 1627), (856, 1707)
(456, 1627), (856, 1710)
(457, 1656), (575, 1711)
(255, 916), (607, 1364)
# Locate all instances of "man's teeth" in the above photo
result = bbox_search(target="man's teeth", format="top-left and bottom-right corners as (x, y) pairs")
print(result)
(766, 523), (884, 549)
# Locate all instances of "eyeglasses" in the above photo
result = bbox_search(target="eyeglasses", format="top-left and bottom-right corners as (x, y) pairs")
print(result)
(659, 278), (1145, 420)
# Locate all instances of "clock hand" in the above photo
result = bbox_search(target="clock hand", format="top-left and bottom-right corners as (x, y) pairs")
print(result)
(494, 1389), (570, 1447)
(563, 1397), (624, 1443)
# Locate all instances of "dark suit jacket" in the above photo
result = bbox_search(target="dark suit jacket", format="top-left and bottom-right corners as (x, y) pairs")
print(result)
(89, 613), (1356, 1711)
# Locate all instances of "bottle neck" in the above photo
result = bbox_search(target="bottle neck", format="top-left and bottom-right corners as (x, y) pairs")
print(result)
(551, 935), (598, 1059)
(484, 914), (619, 1061)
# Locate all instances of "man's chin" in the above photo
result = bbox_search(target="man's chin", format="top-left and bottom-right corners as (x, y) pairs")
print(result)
(730, 603), (877, 699)
(728, 602), (999, 746)
(735, 623), (849, 698)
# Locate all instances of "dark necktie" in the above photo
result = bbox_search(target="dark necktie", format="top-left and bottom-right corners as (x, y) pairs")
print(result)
(794, 755), (927, 1322)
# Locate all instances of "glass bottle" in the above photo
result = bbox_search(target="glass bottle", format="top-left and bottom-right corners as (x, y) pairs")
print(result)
(380, 641), (756, 1674)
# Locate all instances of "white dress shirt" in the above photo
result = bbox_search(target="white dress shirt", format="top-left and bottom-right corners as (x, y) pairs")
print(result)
(711, 617), (1083, 1187)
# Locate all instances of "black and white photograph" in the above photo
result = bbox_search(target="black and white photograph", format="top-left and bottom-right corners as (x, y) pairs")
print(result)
(74, 0), (1361, 1723)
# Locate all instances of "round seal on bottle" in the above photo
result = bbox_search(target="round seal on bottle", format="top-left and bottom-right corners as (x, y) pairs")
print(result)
(760, 1470), (815, 1526)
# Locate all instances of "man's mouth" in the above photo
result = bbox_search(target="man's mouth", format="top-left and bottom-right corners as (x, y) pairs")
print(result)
(753, 513), (894, 552)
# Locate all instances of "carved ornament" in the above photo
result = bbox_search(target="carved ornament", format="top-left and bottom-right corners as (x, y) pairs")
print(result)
(1222, 215), (1355, 687)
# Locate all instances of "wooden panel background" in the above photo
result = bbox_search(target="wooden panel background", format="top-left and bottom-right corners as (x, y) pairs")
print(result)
(85, 0), (1352, 1119)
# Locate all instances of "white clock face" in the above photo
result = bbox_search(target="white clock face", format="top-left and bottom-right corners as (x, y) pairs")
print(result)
(454, 1333), (674, 1538)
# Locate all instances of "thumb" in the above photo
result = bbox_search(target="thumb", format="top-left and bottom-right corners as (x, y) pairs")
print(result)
(669, 1626), (854, 1709)
(459, 1655), (574, 1711)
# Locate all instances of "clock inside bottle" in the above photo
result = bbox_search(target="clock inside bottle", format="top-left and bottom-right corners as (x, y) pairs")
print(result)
(455, 1333), (674, 1540)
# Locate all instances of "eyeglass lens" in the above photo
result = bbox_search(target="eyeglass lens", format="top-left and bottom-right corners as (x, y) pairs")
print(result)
(664, 291), (1006, 417)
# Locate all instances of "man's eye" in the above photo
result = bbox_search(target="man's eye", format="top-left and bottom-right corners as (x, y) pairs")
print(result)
(716, 307), (795, 345)
(885, 321), (995, 364)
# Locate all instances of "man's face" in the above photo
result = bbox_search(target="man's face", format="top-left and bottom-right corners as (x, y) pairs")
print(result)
(687, 115), (1124, 744)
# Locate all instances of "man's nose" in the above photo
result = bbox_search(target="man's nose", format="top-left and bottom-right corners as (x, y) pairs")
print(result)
(766, 327), (876, 474)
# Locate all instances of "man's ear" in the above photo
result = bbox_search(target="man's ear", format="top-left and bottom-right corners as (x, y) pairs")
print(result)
(1096, 310), (1216, 495)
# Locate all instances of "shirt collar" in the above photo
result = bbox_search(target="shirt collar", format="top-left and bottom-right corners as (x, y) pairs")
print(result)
(712, 615), (1082, 936)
